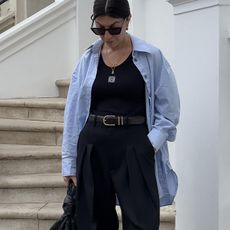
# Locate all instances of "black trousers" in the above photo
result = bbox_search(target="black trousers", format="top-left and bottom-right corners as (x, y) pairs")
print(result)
(75, 120), (160, 230)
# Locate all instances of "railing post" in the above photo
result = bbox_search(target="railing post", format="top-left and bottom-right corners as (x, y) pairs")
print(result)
(15, 0), (26, 23)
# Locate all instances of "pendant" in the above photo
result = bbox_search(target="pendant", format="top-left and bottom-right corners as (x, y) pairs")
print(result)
(108, 75), (116, 83)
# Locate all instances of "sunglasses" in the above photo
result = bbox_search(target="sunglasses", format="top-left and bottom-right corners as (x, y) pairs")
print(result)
(90, 19), (126, 36)
(91, 27), (122, 35)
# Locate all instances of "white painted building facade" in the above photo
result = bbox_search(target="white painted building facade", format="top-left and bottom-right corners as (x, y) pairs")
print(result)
(0, 0), (230, 229)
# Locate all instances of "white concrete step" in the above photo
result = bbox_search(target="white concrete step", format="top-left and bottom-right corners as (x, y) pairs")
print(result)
(0, 203), (175, 230)
(0, 118), (63, 145)
(0, 202), (62, 230)
(0, 173), (65, 203)
(0, 98), (66, 122)
(56, 79), (70, 98)
(0, 144), (61, 175)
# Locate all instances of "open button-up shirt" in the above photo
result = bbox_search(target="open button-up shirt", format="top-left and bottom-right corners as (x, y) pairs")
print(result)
(62, 34), (180, 207)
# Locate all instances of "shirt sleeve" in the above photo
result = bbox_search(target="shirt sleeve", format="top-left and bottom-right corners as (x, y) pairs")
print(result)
(61, 55), (86, 176)
(147, 53), (180, 152)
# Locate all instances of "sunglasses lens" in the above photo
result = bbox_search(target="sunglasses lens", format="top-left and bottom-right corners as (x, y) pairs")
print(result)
(91, 28), (105, 35)
(108, 28), (122, 35)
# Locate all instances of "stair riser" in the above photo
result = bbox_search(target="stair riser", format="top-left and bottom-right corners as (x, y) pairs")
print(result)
(160, 223), (175, 230)
(117, 223), (174, 230)
(0, 219), (76, 230)
(0, 107), (64, 122)
(0, 219), (39, 230)
(41, 218), (122, 230)
(0, 159), (61, 175)
(0, 188), (65, 203)
(40, 220), (62, 230)
(0, 217), (174, 230)
(0, 131), (62, 146)
(117, 216), (174, 230)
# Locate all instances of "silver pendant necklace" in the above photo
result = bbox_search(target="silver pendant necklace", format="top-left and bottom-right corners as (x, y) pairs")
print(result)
(108, 66), (116, 83)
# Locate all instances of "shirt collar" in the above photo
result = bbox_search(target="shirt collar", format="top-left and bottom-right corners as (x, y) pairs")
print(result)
(90, 33), (152, 56)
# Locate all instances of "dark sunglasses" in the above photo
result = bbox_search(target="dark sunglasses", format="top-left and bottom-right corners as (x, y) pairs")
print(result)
(90, 19), (126, 36)
(91, 27), (122, 35)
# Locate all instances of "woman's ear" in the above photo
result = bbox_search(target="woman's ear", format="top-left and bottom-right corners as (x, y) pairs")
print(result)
(126, 15), (132, 30)
(127, 15), (132, 23)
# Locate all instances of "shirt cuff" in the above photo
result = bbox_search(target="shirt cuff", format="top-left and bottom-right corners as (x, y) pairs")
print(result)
(62, 157), (76, 176)
(147, 128), (168, 152)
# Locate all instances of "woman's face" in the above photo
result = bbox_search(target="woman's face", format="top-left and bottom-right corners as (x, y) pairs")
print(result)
(94, 15), (130, 49)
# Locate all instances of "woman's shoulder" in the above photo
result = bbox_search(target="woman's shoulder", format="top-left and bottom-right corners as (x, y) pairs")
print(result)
(130, 34), (159, 51)
(83, 39), (102, 56)
(130, 34), (163, 59)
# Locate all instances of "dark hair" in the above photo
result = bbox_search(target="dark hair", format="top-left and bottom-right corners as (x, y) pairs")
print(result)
(92, 0), (131, 20)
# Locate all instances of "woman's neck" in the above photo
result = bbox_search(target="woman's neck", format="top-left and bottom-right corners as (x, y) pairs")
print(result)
(103, 34), (132, 54)
(101, 34), (132, 68)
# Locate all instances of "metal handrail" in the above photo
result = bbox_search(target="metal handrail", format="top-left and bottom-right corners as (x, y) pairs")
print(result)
(0, 0), (8, 6)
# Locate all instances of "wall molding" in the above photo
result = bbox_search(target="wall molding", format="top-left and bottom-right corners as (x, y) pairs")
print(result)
(0, 0), (76, 63)
(167, 0), (198, 7)
(167, 0), (230, 15)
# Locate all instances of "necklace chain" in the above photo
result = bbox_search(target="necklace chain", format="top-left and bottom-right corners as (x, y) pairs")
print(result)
(103, 36), (132, 77)
(105, 53), (119, 84)
(111, 66), (115, 75)
(104, 51), (120, 75)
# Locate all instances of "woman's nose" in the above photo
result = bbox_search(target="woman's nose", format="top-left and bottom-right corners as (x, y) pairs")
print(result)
(103, 30), (112, 40)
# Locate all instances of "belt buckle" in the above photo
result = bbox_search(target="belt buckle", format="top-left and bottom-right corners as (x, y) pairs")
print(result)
(102, 115), (125, 126)
(103, 115), (116, 126)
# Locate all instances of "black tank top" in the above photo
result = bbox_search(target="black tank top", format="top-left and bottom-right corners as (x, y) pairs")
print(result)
(90, 53), (146, 116)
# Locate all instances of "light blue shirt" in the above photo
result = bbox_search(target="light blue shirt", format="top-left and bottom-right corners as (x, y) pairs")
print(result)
(62, 34), (180, 206)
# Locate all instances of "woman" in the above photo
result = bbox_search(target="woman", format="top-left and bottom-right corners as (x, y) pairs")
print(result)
(62, 0), (180, 229)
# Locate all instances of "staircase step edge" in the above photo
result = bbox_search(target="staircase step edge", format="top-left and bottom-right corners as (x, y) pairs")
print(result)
(0, 144), (61, 159)
(0, 98), (66, 109)
(0, 118), (63, 132)
(55, 79), (70, 87)
(0, 202), (62, 220)
(0, 203), (175, 222)
(0, 173), (65, 188)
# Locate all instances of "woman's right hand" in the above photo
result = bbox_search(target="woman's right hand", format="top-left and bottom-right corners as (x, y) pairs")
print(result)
(63, 176), (77, 186)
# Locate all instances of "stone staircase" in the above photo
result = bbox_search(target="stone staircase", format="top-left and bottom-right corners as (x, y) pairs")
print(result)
(0, 79), (175, 230)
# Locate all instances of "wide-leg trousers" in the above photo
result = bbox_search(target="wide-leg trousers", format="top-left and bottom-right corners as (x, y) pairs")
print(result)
(75, 119), (160, 230)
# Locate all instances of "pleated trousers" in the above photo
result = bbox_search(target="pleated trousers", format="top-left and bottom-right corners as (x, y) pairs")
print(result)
(75, 119), (160, 230)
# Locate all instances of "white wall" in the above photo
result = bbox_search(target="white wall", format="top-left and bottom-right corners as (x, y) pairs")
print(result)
(129, 0), (174, 62)
(129, 0), (146, 40)
(219, 5), (230, 230)
(76, 0), (95, 59)
(0, 0), (77, 98)
(145, 0), (175, 64)
(174, 5), (219, 230)
(26, 0), (55, 17)
(0, 19), (77, 98)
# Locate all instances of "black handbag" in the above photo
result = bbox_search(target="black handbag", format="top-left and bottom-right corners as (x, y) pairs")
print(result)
(50, 179), (77, 230)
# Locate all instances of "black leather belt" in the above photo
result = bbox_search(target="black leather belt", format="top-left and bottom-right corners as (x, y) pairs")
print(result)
(88, 114), (145, 127)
